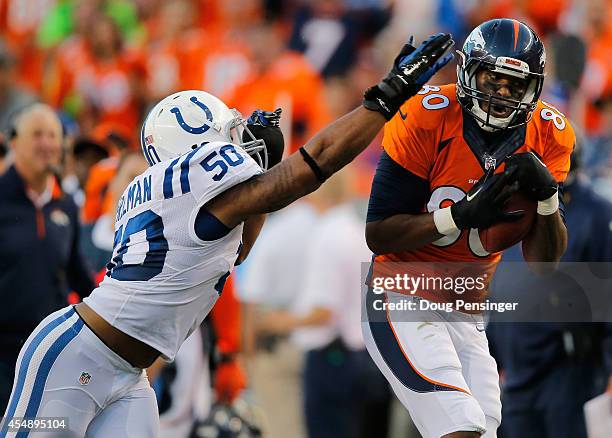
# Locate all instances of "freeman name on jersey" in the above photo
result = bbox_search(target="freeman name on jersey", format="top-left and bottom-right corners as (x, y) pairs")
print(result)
(116, 174), (153, 222)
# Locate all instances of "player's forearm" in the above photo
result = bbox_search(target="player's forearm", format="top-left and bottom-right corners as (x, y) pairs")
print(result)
(303, 106), (386, 178)
(522, 211), (567, 272)
(236, 214), (266, 265)
(259, 105), (386, 209)
(366, 213), (443, 254)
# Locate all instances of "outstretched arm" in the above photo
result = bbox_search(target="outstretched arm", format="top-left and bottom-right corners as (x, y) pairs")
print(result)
(209, 107), (385, 227)
(208, 33), (454, 227)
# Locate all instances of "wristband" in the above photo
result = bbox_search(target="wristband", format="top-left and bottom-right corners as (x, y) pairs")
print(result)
(537, 192), (559, 215)
(299, 147), (327, 182)
(434, 207), (459, 235)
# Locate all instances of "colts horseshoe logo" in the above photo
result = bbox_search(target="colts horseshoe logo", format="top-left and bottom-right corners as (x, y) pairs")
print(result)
(170, 96), (214, 134)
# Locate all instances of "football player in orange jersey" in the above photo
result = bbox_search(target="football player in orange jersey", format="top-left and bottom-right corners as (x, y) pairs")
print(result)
(363, 19), (574, 438)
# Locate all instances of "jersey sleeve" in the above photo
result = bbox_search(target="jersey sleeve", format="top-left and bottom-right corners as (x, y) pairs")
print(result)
(187, 142), (263, 204)
(381, 90), (438, 180)
(366, 150), (430, 222)
(540, 104), (576, 183)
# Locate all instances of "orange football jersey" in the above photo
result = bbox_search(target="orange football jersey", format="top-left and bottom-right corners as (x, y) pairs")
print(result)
(373, 84), (574, 305)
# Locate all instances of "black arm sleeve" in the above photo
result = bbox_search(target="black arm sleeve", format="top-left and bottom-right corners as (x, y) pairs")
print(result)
(366, 150), (430, 222)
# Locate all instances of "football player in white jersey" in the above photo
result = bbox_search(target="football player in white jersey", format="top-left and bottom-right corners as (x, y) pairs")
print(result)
(1, 34), (453, 437)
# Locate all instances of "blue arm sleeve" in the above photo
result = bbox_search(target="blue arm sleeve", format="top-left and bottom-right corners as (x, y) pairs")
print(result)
(366, 150), (430, 223)
(195, 207), (232, 241)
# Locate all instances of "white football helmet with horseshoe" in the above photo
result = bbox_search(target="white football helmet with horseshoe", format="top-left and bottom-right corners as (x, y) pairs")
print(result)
(141, 90), (267, 169)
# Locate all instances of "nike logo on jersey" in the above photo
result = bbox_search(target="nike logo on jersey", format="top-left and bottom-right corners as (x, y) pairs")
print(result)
(466, 186), (482, 202)
(399, 109), (408, 120)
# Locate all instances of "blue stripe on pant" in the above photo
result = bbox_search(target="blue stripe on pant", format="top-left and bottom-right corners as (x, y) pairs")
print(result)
(2, 307), (83, 437)
(16, 318), (84, 437)
(366, 284), (459, 394)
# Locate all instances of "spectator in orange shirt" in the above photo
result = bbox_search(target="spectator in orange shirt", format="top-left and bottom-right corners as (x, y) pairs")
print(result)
(81, 123), (132, 225)
(226, 21), (332, 154)
(182, 33), (253, 101)
(180, 0), (264, 100)
(0, 40), (37, 134)
(144, 0), (208, 101)
(71, 136), (109, 200)
(46, 12), (146, 137)
(0, 0), (55, 92)
(83, 151), (147, 271)
(43, 2), (98, 114)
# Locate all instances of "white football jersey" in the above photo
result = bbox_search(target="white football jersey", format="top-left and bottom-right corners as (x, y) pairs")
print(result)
(84, 141), (262, 361)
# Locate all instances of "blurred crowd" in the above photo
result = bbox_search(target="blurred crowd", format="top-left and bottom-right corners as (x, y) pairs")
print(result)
(1, 0), (612, 437)
(1, 0), (612, 202)
(2, 0), (612, 213)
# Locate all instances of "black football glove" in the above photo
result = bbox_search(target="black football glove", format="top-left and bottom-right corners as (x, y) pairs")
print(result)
(363, 33), (454, 120)
(242, 108), (284, 169)
(505, 152), (558, 201)
(450, 167), (524, 230)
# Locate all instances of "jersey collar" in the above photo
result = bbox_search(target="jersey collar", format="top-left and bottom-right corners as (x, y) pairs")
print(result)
(462, 109), (527, 172)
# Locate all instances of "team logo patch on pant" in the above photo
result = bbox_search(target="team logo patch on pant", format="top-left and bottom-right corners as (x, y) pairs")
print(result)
(79, 372), (91, 385)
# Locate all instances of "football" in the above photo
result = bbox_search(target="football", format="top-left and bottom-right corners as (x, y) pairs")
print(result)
(478, 184), (537, 253)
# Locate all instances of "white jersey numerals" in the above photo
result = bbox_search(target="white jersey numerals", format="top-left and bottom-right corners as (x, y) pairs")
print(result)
(427, 186), (491, 257)
(418, 85), (450, 110)
(540, 101), (566, 130)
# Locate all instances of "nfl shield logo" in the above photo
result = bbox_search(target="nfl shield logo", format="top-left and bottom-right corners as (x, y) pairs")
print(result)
(79, 372), (91, 385)
(483, 154), (496, 170)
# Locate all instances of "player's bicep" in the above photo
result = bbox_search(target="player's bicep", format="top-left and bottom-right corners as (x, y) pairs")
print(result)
(367, 150), (430, 222)
(206, 152), (321, 227)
